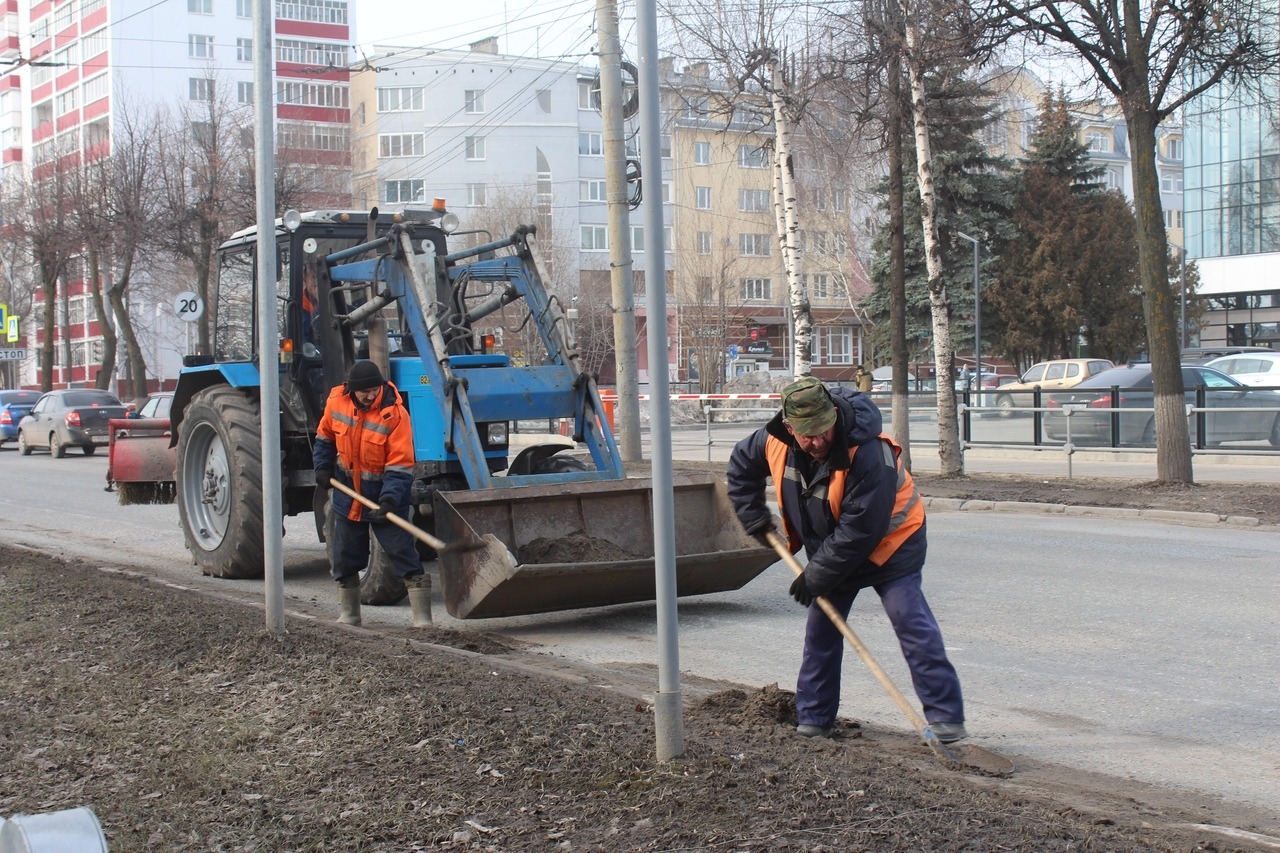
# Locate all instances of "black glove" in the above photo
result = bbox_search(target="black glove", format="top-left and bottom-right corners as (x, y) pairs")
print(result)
(742, 516), (776, 546)
(789, 572), (814, 607)
(372, 499), (397, 521)
(315, 468), (333, 490)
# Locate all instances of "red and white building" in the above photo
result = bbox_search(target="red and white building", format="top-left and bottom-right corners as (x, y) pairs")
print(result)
(0, 0), (354, 390)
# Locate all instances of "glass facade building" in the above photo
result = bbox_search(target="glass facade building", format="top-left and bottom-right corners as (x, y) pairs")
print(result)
(1182, 61), (1280, 348)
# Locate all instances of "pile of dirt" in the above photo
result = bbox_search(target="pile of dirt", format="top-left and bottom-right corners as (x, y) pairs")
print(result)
(518, 532), (642, 564)
(2, 545), (1270, 852)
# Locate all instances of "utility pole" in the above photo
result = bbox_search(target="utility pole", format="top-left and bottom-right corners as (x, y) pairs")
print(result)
(596, 0), (641, 462)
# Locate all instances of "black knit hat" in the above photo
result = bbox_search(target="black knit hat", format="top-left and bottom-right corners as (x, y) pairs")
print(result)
(346, 360), (384, 391)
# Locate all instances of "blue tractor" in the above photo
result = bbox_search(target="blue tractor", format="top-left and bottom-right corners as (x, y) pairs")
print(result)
(161, 208), (772, 618)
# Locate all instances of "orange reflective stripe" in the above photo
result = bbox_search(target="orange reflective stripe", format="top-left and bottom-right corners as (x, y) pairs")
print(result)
(765, 432), (923, 565)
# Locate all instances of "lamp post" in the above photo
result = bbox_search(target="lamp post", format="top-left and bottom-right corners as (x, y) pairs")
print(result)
(955, 231), (981, 388)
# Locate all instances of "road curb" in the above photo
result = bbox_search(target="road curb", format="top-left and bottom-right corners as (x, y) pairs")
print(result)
(922, 496), (1266, 528)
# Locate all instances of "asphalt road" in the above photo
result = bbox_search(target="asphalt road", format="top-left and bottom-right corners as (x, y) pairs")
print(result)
(1, 443), (1277, 832)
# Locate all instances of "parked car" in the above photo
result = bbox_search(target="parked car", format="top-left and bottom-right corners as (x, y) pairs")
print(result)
(992, 358), (1115, 417)
(16, 389), (130, 457)
(1042, 364), (1280, 447)
(1203, 352), (1280, 387)
(1180, 345), (1274, 365)
(0, 390), (42, 448)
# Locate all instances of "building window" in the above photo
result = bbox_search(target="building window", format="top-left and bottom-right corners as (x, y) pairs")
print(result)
(184, 25), (215, 62)
(465, 135), (486, 160)
(82, 74), (108, 105)
(276, 38), (347, 67)
(237, 81), (254, 104)
(536, 89), (552, 113)
(578, 80), (593, 109)
(694, 140), (710, 165)
(188, 0), (212, 13)
(631, 226), (673, 253)
(384, 180), (425, 203)
(237, 0), (251, 15)
(277, 81), (349, 108)
(581, 225), (608, 251)
(739, 188), (771, 212)
(380, 133), (424, 157)
(1103, 168), (1122, 190)
(465, 89), (484, 114)
(580, 179), (606, 201)
(1164, 209), (1184, 229)
(467, 183), (486, 207)
(741, 278), (771, 301)
(578, 132), (602, 156)
(377, 87), (423, 113)
(833, 189), (847, 212)
(737, 144), (769, 168)
(56, 88), (78, 115)
(739, 233), (771, 257)
(824, 327), (852, 364)
(189, 78), (214, 102)
(81, 29), (108, 59)
(814, 189), (828, 211)
(275, 0), (349, 25)
(695, 186), (712, 210)
(1085, 130), (1110, 152)
(810, 273), (830, 299)
(236, 37), (253, 62)
(1166, 138), (1182, 160)
(696, 231), (712, 255)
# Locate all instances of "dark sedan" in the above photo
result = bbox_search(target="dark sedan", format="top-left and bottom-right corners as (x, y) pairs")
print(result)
(16, 389), (130, 457)
(1043, 364), (1280, 447)
(0, 390), (42, 448)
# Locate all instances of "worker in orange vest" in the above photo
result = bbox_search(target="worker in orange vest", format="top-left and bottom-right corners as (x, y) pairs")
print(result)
(313, 360), (430, 627)
(726, 376), (965, 742)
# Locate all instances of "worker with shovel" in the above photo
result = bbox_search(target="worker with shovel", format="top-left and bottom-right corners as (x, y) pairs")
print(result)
(727, 376), (966, 742)
(313, 360), (432, 628)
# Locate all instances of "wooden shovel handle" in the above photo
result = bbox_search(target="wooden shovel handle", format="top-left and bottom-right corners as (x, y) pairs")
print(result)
(764, 530), (929, 735)
(330, 478), (448, 552)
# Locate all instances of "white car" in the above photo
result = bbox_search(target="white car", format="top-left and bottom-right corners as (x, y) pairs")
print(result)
(1204, 352), (1280, 387)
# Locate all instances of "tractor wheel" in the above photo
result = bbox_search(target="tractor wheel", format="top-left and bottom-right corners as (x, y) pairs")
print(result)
(50, 432), (66, 458)
(176, 385), (265, 579)
(323, 496), (407, 606)
(18, 431), (31, 455)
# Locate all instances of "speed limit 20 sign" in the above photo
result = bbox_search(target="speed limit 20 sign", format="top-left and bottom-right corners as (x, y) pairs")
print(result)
(174, 291), (204, 323)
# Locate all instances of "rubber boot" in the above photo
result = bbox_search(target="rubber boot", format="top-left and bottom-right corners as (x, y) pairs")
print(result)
(337, 578), (362, 626)
(406, 574), (433, 627)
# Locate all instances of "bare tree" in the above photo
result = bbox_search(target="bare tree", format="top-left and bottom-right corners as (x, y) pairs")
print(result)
(664, 2), (839, 379)
(152, 80), (257, 356)
(983, 0), (1277, 482)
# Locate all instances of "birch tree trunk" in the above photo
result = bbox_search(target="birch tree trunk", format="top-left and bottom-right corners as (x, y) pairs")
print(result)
(900, 0), (963, 476)
(768, 58), (812, 378)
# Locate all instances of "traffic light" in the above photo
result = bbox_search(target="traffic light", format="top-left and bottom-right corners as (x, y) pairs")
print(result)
(750, 327), (759, 342)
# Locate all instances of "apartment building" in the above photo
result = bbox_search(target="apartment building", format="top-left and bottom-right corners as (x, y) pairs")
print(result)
(0, 0), (352, 390)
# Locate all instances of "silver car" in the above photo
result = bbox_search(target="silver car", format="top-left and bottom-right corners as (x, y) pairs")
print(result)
(1043, 364), (1280, 447)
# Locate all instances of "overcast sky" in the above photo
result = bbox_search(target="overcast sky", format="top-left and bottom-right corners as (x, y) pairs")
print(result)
(351, 0), (612, 63)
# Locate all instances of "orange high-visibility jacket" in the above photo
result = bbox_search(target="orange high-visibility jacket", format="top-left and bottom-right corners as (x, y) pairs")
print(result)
(314, 382), (415, 522)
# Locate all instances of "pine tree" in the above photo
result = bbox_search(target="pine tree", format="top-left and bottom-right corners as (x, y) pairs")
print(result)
(865, 68), (1017, 372)
(987, 90), (1143, 367)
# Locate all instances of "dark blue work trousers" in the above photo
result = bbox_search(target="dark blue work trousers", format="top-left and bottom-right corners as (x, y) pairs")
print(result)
(329, 512), (424, 582)
(796, 569), (964, 728)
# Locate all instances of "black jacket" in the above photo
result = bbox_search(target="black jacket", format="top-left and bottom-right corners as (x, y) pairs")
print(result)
(726, 386), (926, 595)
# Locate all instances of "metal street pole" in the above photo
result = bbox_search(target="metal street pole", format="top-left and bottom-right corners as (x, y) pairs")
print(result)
(254, 0), (285, 635)
(956, 232), (980, 385)
(636, 0), (682, 762)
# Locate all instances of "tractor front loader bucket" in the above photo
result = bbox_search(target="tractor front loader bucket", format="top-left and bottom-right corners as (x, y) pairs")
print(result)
(433, 472), (776, 619)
